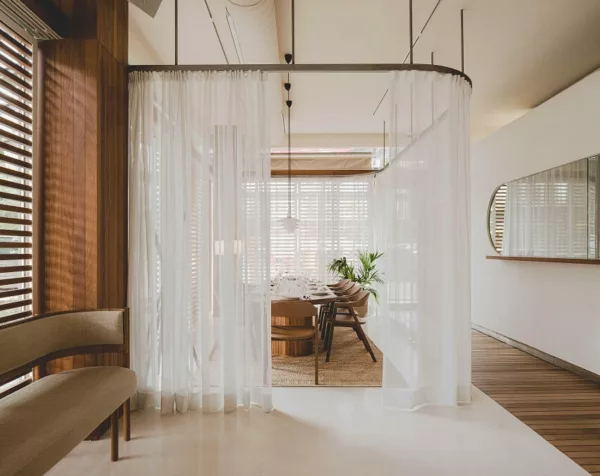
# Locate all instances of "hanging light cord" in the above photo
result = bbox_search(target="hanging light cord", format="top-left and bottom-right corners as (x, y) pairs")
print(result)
(287, 73), (292, 218)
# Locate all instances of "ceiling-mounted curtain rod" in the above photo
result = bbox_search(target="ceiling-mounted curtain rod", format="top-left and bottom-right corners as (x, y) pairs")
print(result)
(129, 63), (472, 86)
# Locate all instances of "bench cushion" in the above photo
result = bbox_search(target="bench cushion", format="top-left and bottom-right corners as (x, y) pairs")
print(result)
(0, 366), (136, 476)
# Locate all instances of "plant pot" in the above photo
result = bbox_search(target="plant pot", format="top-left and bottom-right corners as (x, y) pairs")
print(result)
(355, 301), (368, 318)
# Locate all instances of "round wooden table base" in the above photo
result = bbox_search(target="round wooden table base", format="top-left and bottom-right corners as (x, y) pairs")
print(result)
(271, 340), (313, 357)
(271, 315), (314, 357)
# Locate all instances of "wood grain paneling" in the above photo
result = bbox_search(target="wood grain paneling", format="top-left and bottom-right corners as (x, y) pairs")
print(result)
(48, 0), (128, 63)
(473, 330), (600, 474)
(36, 2), (128, 440)
(40, 39), (99, 313)
(98, 47), (128, 308)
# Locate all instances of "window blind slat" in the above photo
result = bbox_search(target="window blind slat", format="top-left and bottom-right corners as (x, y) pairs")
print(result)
(0, 104), (32, 125)
(0, 77), (31, 102)
(0, 20), (34, 326)
(0, 90), (32, 114)
(0, 27), (32, 56)
(0, 310), (32, 324)
(0, 54), (32, 80)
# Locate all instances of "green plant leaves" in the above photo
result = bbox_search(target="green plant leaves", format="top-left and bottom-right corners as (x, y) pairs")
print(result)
(327, 250), (384, 302)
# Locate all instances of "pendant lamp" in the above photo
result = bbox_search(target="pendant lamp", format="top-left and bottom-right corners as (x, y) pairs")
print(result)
(279, 61), (299, 233)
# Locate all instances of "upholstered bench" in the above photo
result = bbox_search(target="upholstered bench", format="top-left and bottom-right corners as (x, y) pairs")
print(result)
(0, 309), (136, 476)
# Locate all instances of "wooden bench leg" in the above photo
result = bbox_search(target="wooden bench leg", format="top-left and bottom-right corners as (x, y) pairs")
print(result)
(123, 399), (131, 442)
(110, 410), (119, 462)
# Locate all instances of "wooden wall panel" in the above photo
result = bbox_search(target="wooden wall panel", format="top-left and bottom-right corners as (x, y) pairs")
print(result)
(37, 0), (128, 439)
(48, 0), (127, 63)
(38, 0), (128, 374)
(40, 39), (99, 313)
(96, 0), (129, 64)
(48, 0), (98, 39)
(98, 47), (128, 309)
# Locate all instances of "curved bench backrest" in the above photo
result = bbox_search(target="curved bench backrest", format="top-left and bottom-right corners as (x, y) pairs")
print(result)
(0, 309), (125, 377)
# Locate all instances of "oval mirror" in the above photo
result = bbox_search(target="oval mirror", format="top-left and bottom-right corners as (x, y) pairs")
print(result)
(488, 155), (599, 259)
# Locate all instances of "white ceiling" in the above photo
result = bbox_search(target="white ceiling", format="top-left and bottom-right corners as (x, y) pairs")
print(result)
(129, 0), (600, 147)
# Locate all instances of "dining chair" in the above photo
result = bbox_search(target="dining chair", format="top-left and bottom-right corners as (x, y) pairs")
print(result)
(319, 282), (360, 338)
(327, 279), (350, 289)
(335, 282), (361, 297)
(271, 301), (320, 385)
(323, 290), (377, 363)
(330, 280), (354, 294)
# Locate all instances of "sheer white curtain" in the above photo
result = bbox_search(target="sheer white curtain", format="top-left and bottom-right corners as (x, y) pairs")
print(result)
(270, 176), (373, 281)
(373, 71), (471, 409)
(502, 160), (589, 258)
(129, 71), (272, 414)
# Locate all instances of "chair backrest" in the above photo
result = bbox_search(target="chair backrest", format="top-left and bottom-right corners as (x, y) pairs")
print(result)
(271, 301), (318, 319)
(330, 279), (349, 288)
(0, 309), (126, 379)
(350, 290), (370, 307)
(334, 281), (354, 293)
(343, 283), (361, 296)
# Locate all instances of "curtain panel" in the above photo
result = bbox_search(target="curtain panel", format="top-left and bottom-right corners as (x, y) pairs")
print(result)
(373, 71), (472, 409)
(129, 71), (272, 414)
(270, 176), (373, 282)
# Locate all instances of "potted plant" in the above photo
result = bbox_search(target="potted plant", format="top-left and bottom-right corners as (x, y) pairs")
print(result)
(327, 251), (384, 317)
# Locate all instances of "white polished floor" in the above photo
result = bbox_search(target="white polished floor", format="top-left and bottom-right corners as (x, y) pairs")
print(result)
(49, 387), (586, 476)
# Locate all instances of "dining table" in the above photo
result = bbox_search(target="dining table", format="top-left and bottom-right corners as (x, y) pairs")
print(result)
(271, 279), (339, 357)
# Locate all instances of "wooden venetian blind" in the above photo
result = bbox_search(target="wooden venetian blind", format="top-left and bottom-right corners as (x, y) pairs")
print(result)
(0, 21), (33, 324)
(490, 184), (506, 252)
(270, 178), (372, 281)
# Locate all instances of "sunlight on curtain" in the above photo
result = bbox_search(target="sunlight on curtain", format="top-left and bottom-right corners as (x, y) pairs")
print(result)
(129, 71), (272, 414)
(270, 176), (373, 281)
(502, 160), (589, 258)
(373, 71), (472, 409)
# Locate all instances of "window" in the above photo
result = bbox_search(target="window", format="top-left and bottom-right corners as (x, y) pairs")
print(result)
(0, 20), (33, 325)
(270, 176), (373, 281)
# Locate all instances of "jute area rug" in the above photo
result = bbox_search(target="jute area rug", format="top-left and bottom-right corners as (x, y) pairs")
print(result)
(272, 326), (383, 387)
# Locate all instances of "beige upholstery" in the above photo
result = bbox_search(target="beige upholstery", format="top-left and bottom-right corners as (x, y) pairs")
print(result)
(0, 310), (124, 375)
(0, 366), (136, 476)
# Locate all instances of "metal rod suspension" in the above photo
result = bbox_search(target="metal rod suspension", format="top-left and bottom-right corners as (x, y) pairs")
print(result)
(174, 0), (178, 65)
(383, 121), (386, 167)
(431, 52), (435, 123)
(461, 9), (465, 73)
(287, 101), (291, 217)
(409, 0), (414, 64)
(291, 0), (295, 64)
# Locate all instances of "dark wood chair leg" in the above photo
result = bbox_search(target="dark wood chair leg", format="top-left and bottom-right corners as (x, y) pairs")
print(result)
(353, 324), (363, 341)
(324, 320), (332, 355)
(314, 324), (319, 385)
(123, 399), (131, 442)
(318, 306), (324, 331)
(356, 322), (377, 362)
(110, 410), (119, 462)
(325, 322), (335, 362)
(322, 317), (330, 343)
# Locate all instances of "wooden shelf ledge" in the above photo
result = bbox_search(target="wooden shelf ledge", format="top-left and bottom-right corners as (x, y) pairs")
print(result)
(486, 255), (600, 265)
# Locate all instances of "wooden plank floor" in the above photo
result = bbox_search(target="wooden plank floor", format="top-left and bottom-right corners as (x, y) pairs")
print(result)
(472, 330), (600, 474)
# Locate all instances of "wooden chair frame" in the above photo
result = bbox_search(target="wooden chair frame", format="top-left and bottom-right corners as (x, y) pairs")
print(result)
(323, 293), (377, 363)
(327, 279), (350, 289)
(0, 308), (131, 462)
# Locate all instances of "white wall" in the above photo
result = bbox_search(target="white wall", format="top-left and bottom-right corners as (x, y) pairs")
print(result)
(472, 68), (600, 375)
